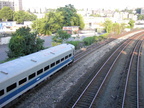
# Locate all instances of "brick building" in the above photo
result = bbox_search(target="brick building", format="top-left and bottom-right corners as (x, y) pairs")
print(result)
(63, 26), (79, 34)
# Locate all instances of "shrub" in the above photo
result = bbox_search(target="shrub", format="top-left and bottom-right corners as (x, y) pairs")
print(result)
(67, 41), (82, 49)
(83, 36), (95, 46)
(7, 27), (44, 58)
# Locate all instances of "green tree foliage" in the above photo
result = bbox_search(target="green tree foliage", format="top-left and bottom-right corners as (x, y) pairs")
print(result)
(67, 33), (109, 49)
(0, 7), (13, 21)
(112, 23), (121, 34)
(83, 37), (95, 46)
(90, 14), (101, 17)
(137, 14), (144, 20)
(7, 27), (44, 58)
(25, 12), (37, 21)
(32, 11), (64, 35)
(112, 23), (126, 34)
(103, 19), (113, 33)
(14, 11), (37, 24)
(14, 11), (25, 24)
(128, 19), (135, 29)
(67, 41), (81, 49)
(103, 19), (126, 34)
(122, 8), (133, 14)
(32, 4), (85, 35)
(52, 29), (71, 44)
(77, 14), (85, 29)
(57, 4), (85, 29)
(57, 4), (77, 26)
(121, 23), (126, 31)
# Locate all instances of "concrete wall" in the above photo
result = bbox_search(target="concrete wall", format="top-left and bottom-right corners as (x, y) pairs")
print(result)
(0, 37), (11, 45)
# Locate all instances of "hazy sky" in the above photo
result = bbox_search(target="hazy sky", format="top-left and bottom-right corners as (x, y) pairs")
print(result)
(23, 0), (144, 9)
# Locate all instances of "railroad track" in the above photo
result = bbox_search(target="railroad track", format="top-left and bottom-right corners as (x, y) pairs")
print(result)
(64, 32), (144, 108)
(122, 35), (144, 108)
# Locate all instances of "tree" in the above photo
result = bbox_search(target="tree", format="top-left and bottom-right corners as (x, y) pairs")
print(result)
(0, 7), (13, 21)
(32, 11), (64, 35)
(57, 4), (84, 28)
(137, 14), (144, 20)
(120, 23), (126, 32)
(57, 4), (77, 26)
(112, 23), (121, 34)
(25, 12), (37, 21)
(52, 29), (71, 43)
(112, 23), (126, 34)
(103, 20), (126, 34)
(14, 11), (37, 24)
(78, 14), (85, 29)
(103, 19), (113, 33)
(32, 4), (85, 35)
(128, 19), (135, 29)
(122, 8), (133, 14)
(13, 11), (26, 24)
(7, 27), (44, 58)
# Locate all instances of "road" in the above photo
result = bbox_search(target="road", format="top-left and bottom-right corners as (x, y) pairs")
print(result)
(0, 44), (8, 62)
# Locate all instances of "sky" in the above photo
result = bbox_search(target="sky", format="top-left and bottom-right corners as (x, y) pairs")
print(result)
(23, 0), (144, 10)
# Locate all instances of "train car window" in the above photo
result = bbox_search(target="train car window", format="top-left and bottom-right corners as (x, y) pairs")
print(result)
(56, 60), (60, 64)
(65, 55), (68, 59)
(51, 62), (55, 67)
(19, 78), (27, 85)
(0, 89), (4, 96)
(69, 54), (72, 57)
(7, 83), (17, 92)
(28, 73), (36, 80)
(37, 69), (43, 75)
(44, 65), (49, 71)
(61, 58), (64, 62)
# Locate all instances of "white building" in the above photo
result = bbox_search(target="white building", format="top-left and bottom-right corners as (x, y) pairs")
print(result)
(141, 8), (144, 15)
(0, 0), (14, 10)
(0, 0), (22, 11)
(14, 0), (22, 11)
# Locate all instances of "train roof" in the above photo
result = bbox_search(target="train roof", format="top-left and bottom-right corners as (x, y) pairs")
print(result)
(0, 44), (74, 83)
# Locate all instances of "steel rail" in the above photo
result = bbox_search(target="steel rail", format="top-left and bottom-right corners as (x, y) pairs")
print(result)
(136, 39), (142, 108)
(122, 36), (143, 108)
(138, 39), (144, 107)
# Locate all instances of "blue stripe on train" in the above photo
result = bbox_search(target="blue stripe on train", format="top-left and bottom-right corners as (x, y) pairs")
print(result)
(0, 57), (73, 105)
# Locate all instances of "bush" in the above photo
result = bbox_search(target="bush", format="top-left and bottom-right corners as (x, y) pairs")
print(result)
(52, 29), (71, 43)
(94, 36), (99, 42)
(98, 33), (109, 41)
(83, 36), (95, 46)
(67, 41), (83, 49)
(7, 27), (44, 58)
(67, 33), (109, 50)
(52, 42), (61, 46)
(100, 33), (109, 37)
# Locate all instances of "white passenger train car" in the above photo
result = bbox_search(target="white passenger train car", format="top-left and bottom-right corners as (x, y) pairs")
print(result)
(0, 44), (75, 107)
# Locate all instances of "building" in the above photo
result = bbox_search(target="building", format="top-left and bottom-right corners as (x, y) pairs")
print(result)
(0, 0), (22, 11)
(14, 0), (22, 11)
(63, 26), (79, 34)
(141, 8), (144, 15)
(0, 0), (14, 10)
